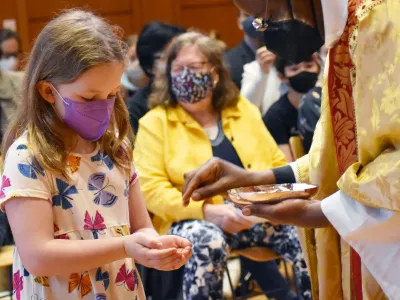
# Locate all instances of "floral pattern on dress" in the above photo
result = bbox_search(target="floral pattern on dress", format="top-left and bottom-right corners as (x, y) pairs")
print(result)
(0, 135), (145, 300)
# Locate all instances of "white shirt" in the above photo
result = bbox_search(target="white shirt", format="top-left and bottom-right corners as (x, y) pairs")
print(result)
(240, 62), (282, 115)
(322, 191), (400, 299)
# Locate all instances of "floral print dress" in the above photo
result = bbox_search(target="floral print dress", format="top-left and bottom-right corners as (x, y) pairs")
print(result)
(0, 134), (145, 300)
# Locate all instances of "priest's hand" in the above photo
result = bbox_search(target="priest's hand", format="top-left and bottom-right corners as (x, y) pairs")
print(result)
(240, 199), (331, 228)
(182, 158), (276, 206)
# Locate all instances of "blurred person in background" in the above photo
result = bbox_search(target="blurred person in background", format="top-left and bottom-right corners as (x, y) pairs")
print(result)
(0, 211), (13, 247)
(0, 69), (23, 142)
(224, 11), (264, 89)
(121, 34), (148, 99)
(0, 29), (24, 142)
(134, 31), (310, 300)
(127, 22), (185, 134)
(0, 30), (23, 279)
(263, 55), (320, 162)
(0, 29), (22, 72)
(297, 49), (326, 154)
(298, 86), (322, 154)
(240, 46), (283, 115)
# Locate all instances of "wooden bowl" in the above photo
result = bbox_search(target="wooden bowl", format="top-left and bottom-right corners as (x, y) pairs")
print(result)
(228, 183), (318, 206)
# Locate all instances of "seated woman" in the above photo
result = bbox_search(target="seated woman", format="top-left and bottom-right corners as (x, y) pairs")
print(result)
(134, 32), (311, 300)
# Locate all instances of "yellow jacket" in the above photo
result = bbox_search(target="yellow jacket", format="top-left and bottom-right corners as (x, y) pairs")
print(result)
(134, 96), (287, 234)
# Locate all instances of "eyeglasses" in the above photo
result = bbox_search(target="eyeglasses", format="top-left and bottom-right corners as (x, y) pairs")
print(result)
(170, 61), (210, 76)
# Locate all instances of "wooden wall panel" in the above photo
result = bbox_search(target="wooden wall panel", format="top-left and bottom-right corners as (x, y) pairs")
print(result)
(26, 0), (132, 20)
(28, 12), (136, 49)
(136, 0), (177, 25)
(180, 2), (242, 48)
(1, 0), (243, 54)
(0, 0), (18, 24)
(181, 0), (232, 8)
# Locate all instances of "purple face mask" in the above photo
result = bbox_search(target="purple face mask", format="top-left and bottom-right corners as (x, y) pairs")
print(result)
(53, 87), (116, 141)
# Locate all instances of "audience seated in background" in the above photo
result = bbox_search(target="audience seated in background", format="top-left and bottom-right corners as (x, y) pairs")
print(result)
(0, 29), (23, 264)
(0, 66), (24, 143)
(134, 31), (311, 300)
(263, 54), (320, 162)
(224, 11), (263, 89)
(127, 22), (185, 134)
(298, 86), (322, 153)
(0, 211), (13, 246)
(241, 46), (284, 115)
(121, 34), (148, 100)
(0, 68), (23, 250)
(0, 29), (22, 72)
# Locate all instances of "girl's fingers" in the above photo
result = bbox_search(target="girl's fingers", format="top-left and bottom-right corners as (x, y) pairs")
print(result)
(145, 247), (177, 260)
(181, 247), (192, 258)
(152, 247), (193, 271)
(135, 234), (162, 249)
(150, 253), (183, 270)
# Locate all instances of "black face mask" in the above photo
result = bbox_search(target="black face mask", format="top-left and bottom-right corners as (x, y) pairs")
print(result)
(254, 0), (325, 64)
(288, 71), (318, 94)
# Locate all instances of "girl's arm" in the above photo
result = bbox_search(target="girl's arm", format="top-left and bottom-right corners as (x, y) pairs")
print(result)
(5, 198), (128, 276)
(128, 177), (193, 270)
(128, 180), (158, 237)
(5, 197), (180, 276)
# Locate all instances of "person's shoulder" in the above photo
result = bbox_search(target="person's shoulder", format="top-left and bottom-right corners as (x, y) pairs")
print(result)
(7, 133), (29, 152)
(139, 105), (168, 126)
(3, 133), (34, 166)
(225, 41), (247, 60)
(0, 71), (24, 97)
(1, 70), (24, 82)
(243, 59), (261, 73)
(236, 95), (260, 114)
(266, 94), (288, 114)
(127, 86), (151, 110)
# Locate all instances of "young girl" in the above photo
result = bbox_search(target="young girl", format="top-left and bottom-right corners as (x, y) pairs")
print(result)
(0, 10), (192, 300)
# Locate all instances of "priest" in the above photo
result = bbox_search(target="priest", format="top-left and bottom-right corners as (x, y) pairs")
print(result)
(182, 0), (400, 299)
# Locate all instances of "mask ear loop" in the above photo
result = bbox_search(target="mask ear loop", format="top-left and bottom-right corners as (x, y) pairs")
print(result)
(49, 83), (68, 122)
(50, 83), (70, 106)
(210, 66), (219, 87)
(181, 66), (189, 78)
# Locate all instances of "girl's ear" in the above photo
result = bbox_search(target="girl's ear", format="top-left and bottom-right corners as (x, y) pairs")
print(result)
(37, 81), (56, 104)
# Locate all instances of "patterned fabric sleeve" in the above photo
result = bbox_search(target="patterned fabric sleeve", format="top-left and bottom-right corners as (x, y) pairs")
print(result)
(129, 162), (139, 186)
(0, 141), (51, 211)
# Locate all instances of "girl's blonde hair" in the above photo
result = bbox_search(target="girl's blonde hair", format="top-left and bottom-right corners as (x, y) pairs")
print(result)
(1, 9), (133, 178)
(149, 31), (239, 110)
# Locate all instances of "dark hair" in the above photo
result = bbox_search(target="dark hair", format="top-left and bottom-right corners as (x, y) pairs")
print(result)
(0, 29), (22, 56)
(275, 55), (315, 75)
(149, 31), (239, 111)
(136, 21), (185, 77)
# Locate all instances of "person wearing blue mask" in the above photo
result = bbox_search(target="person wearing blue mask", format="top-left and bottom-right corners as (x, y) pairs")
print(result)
(224, 10), (264, 89)
(126, 22), (185, 135)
